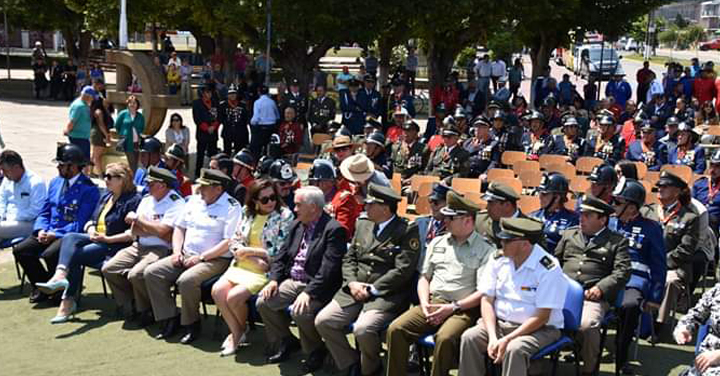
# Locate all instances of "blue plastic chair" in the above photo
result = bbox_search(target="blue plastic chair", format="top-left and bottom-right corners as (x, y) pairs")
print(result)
(696, 323), (710, 355)
(529, 275), (585, 376)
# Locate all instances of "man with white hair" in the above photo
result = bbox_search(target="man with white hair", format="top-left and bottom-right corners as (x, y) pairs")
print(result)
(257, 186), (348, 373)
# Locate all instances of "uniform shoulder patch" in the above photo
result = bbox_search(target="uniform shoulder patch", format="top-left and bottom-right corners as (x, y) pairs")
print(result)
(539, 256), (556, 270)
(228, 197), (239, 206)
(493, 249), (504, 259)
(170, 193), (181, 201)
(409, 237), (420, 251)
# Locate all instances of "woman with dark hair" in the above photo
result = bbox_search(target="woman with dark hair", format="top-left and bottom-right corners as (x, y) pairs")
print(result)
(114, 95), (145, 171)
(696, 100), (719, 127)
(615, 160), (638, 180)
(668, 122), (706, 174)
(36, 163), (141, 323)
(211, 179), (294, 356)
(654, 170), (701, 336)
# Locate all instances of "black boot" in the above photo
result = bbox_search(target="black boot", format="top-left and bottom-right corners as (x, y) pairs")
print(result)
(180, 320), (201, 344)
(302, 346), (328, 373)
(155, 315), (180, 340)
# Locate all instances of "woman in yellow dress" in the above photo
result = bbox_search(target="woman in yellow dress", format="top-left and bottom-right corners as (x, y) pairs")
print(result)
(211, 179), (293, 356)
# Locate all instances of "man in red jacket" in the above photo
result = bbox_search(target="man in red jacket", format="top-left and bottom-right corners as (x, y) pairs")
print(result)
(192, 84), (220, 178)
(694, 62), (717, 105)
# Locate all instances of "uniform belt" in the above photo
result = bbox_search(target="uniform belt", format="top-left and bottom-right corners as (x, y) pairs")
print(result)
(631, 261), (651, 274)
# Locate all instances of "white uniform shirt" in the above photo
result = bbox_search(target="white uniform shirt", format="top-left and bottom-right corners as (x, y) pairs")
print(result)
(479, 244), (568, 329)
(475, 60), (492, 78)
(0, 170), (47, 222)
(175, 192), (241, 257)
(136, 190), (185, 248)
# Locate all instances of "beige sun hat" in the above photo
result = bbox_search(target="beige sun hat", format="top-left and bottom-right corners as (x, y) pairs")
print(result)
(339, 154), (375, 183)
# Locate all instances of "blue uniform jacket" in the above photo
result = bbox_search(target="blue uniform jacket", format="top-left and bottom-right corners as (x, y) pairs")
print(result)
(693, 177), (720, 231)
(610, 216), (667, 304)
(357, 89), (382, 118)
(667, 145), (706, 174)
(339, 89), (366, 135)
(134, 160), (168, 195)
(530, 208), (579, 254)
(86, 190), (141, 251)
(34, 174), (100, 238)
(625, 140), (668, 171)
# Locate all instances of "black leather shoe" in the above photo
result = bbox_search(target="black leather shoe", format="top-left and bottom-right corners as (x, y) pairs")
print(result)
(155, 315), (180, 340)
(139, 310), (155, 328)
(266, 336), (301, 363)
(180, 321), (201, 344)
(302, 347), (327, 374)
(346, 362), (361, 376)
(29, 289), (48, 303)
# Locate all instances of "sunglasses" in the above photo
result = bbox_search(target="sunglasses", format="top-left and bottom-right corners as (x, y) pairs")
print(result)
(258, 195), (277, 204)
(334, 146), (351, 152)
(104, 174), (122, 180)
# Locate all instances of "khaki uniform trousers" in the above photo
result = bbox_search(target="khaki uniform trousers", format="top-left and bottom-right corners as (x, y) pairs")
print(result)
(458, 319), (561, 376)
(386, 300), (479, 376)
(578, 299), (609, 373)
(657, 269), (685, 324)
(256, 279), (325, 354)
(101, 243), (170, 312)
(144, 255), (230, 325)
(315, 299), (396, 373)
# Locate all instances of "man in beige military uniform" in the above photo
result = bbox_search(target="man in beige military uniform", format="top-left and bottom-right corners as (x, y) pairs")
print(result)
(102, 167), (185, 324)
(386, 191), (495, 376)
(458, 217), (568, 376)
(144, 169), (241, 344)
(315, 183), (420, 376)
(475, 181), (527, 248)
(554, 195), (630, 375)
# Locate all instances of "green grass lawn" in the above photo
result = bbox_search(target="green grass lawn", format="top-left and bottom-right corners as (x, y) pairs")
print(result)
(0, 250), (699, 375)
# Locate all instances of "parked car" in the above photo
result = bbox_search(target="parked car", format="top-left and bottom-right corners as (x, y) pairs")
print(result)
(623, 38), (639, 51)
(574, 44), (624, 80)
(700, 39), (720, 51)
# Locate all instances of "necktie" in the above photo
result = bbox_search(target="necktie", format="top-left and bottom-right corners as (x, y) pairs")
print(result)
(61, 179), (69, 196)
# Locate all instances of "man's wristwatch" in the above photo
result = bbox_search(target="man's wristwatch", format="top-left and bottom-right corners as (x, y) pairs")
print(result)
(451, 301), (461, 313)
(199, 255), (206, 262)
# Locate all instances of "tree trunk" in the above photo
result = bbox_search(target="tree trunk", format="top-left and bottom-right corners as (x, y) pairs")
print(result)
(78, 31), (92, 63)
(61, 28), (78, 61)
(274, 42), (331, 96)
(529, 35), (551, 109)
(378, 37), (394, 88)
(192, 32), (215, 59)
(217, 34), (238, 84)
(425, 43), (458, 115)
(151, 23), (158, 55)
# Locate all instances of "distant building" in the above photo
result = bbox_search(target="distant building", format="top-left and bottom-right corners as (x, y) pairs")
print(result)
(656, 1), (702, 23)
(701, 1), (720, 32)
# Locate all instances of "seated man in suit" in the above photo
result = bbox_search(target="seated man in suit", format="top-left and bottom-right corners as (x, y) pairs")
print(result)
(257, 186), (348, 372)
(14, 144), (99, 303)
(315, 183), (420, 376)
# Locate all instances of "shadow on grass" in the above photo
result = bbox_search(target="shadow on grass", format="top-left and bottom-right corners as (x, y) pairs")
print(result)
(0, 283), (26, 301)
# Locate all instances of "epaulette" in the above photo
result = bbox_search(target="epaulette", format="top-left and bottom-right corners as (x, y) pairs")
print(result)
(539, 255), (557, 270)
(228, 197), (239, 206)
(493, 249), (504, 259)
(170, 193), (181, 201)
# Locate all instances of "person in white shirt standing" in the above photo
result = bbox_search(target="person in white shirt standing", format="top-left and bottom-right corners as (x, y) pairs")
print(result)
(474, 55), (492, 97)
(0, 150), (47, 240)
(490, 57), (507, 94)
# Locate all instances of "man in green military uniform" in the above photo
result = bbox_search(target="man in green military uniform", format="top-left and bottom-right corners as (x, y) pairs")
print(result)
(475, 182), (527, 248)
(315, 183), (420, 376)
(654, 170), (701, 334)
(424, 125), (470, 181)
(391, 120), (430, 185)
(386, 191), (495, 376)
(554, 195), (630, 375)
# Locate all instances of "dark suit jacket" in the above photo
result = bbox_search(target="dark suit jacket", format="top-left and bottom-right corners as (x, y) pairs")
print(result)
(269, 212), (348, 303)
